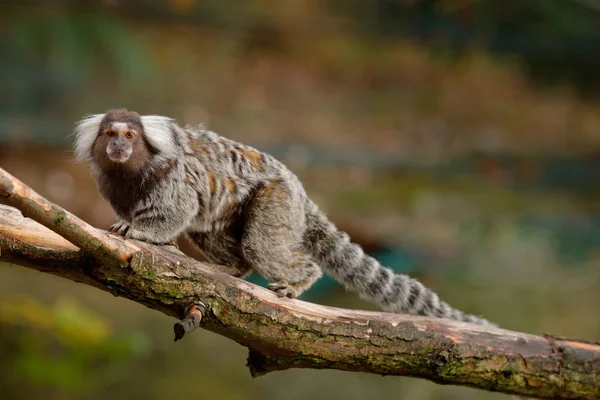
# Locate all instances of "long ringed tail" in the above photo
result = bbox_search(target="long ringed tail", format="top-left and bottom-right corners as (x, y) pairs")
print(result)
(303, 201), (495, 327)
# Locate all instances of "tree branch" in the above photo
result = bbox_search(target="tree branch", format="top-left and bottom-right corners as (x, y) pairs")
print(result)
(0, 167), (598, 400)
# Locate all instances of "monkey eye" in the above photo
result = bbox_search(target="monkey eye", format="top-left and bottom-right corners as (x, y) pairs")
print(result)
(125, 131), (135, 139)
(106, 131), (116, 137)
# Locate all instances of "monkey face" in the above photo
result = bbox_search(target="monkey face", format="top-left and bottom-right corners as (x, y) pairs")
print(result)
(91, 109), (151, 172)
(104, 122), (137, 163)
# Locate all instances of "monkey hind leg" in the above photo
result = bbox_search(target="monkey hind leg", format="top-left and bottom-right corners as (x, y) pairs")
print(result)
(241, 180), (322, 298)
(266, 253), (322, 298)
(187, 231), (252, 278)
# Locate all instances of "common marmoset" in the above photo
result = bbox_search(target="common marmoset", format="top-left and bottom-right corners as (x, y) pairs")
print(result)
(74, 109), (494, 326)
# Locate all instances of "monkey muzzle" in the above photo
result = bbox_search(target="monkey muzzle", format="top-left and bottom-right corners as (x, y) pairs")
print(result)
(106, 136), (133, 163)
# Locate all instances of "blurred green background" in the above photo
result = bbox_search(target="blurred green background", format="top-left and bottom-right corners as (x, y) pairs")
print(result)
(1, 1), (599, 399)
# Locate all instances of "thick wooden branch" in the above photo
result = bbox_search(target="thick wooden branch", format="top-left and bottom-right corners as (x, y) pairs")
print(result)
(0, 167), (598, 400)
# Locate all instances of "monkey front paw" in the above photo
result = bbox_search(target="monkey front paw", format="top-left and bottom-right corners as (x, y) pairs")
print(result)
(108, 220), (132, 237)
(267, 280), (298, 299)
(108, 220), (175, 245)
(108, 220), (149, 242)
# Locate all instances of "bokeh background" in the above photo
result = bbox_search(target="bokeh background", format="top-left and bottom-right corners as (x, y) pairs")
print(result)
(1, 1), (599, 399)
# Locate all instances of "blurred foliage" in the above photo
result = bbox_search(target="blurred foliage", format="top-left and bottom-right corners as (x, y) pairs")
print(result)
(0, 5), (155, 117)
(340, 0), (600, 94)
(4, 0), (598, 93)
(0, 295), (149, 398)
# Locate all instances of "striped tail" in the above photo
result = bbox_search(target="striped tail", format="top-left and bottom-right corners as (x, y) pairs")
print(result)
(303, 201), (495, 327)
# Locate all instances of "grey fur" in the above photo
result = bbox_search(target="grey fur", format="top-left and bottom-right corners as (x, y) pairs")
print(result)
(75, 110), (495, 326)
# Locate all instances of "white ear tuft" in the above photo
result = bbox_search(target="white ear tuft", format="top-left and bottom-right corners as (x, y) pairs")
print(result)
(73, 114), (105, 162)
(140, 115), (179, 160)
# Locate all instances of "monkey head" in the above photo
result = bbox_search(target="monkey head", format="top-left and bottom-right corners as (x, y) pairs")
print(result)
(91, 109), (152, 172)
(74, 108), (179, 172)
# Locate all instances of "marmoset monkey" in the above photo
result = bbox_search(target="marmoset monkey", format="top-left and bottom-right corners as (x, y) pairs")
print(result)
(74, 109), (494, 326)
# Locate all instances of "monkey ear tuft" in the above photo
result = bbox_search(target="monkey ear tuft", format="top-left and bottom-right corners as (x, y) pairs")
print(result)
(73, 114), (105, 162)
(140, 115), (179, 161)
